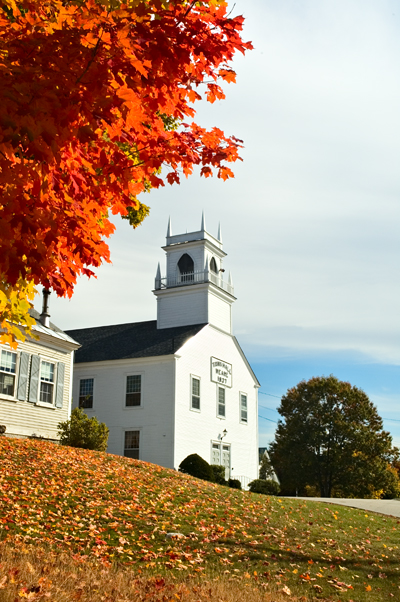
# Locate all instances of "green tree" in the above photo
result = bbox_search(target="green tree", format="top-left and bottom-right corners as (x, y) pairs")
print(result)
(58, 408), (109, 452)
(259, 451), (277, 481)
(269, 376), (399, 498)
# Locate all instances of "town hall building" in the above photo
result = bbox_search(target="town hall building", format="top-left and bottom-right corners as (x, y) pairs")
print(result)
(67, 216), (260, 486)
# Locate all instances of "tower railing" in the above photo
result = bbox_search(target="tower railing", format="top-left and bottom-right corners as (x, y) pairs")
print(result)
(155, 269), (234, 296)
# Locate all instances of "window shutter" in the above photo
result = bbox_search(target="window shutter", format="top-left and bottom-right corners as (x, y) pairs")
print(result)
(55, 362), (65, 408)
(17, 352), (31, 401)
(28, 355), (40, 403)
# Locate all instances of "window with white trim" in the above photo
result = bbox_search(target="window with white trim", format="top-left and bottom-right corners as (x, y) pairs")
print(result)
(39, 360), (55, 404)
(240, 393), (248, 423)
(126, 375), (141, 407)
(0, 350), (17, 397)
(191, 376), (200, 410)
(124, 430), (140, 459)
(217, 386), (226, 418)
(79, 378), (94, 409)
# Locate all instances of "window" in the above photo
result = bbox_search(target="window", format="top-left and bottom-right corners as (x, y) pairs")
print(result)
(124, 430), (140, 459)
(210, 257), (218, 273)
(126, 375), (141, 407)
(0, 350), (17, 397)
(191, 376), (200, 410)
(39, 360), (55, 404)
(240, 393), (248, 423)
(217, 386), (226, 418)
(178, 253), (194, 282)
(79, 378), (94, 409)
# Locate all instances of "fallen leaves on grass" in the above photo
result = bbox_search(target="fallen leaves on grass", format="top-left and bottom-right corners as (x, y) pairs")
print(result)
(0, 542), (294, 602)
(1, 438), (400, 602)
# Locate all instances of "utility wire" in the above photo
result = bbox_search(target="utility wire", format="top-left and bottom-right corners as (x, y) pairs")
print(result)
(258, 415), (277, 423)
(259, 391), (282, 399)
(259, 391), (400, 424)
(259, 404), (279, 412)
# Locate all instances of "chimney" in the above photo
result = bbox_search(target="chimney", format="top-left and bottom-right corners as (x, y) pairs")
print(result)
(39, 289), (51, 328)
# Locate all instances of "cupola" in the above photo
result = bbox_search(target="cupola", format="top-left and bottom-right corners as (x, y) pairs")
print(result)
(153, 214), (235, 333)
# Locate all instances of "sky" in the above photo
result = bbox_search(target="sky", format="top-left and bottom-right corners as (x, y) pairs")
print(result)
(35, 0), (400, 448)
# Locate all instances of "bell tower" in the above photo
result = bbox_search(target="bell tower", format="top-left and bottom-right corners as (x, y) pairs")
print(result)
(153, 214), (235, 334)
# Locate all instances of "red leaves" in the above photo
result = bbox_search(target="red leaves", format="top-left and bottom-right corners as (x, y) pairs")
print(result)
(0, 0), (252, 313)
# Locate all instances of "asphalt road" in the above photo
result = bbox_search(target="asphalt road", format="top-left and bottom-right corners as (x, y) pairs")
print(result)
(290, 497), (400, 518)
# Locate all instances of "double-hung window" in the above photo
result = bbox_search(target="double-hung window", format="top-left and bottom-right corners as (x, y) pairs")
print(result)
(39, 361), (55, 404)
(126, 375), (141, 407)
(0, 350), (17, 397)
(124, 430), (140, 459)
(217, 386), (226, 418)
(79, 378), (94, 409)
(240, 393), (248, 423)
(191, 376), (200, 410)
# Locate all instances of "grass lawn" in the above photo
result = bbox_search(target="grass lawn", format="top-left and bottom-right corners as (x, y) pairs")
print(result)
(0, 438), (399, 601)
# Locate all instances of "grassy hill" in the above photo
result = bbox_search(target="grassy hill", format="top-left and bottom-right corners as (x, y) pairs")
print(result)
(0, 438), (399, 601)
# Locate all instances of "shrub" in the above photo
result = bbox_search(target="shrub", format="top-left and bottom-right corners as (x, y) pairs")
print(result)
(58, 408), (109, 451)
(179, 454), (213, 482)
(211, 464), (227, 485)
(228, 478), (241, 489)
(248, 479), (280, 496)
(304, 484), (320, 497)
(381, 465), (400, 499)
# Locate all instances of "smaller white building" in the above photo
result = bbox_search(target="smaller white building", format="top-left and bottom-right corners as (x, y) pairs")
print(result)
(67, 217), (260, 485)
(0, 294), (80, 440)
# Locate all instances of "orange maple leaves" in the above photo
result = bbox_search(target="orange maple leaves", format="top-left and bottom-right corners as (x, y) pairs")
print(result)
(0, 0), (252, 336)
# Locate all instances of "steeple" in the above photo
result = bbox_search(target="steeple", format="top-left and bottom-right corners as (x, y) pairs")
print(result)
(217, 222), (222, 243)
(153, 218), (235, 333)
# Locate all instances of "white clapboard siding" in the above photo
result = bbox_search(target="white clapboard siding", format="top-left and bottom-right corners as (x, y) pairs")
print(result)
(72, 356), (176, 469)
(0, 336), (74, 440)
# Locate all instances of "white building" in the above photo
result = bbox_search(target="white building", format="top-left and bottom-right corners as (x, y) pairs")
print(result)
(0, 293), (80, 440)
(67, 217), (260, 485)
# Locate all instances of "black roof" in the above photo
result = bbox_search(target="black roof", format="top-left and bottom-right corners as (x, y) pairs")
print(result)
(65, 320), (207, 363)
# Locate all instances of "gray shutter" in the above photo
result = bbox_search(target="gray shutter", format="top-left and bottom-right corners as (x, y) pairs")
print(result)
(28, 355), (40, 403)
(17, 352), (31, 401)
(55, 362), (65, 408)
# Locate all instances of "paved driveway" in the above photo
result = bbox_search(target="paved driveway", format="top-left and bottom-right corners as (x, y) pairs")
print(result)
(291, 497), (400, 518)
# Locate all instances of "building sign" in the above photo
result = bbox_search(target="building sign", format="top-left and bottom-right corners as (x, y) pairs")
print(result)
(211, 357), (232, 387)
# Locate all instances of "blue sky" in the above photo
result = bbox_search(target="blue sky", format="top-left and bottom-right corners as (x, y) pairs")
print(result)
(35, 0), (400, 448)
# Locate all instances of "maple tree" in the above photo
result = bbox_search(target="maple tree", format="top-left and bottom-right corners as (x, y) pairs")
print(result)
(0, 0), (252, 345)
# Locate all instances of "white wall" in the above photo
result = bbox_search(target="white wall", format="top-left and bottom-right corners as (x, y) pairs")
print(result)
(156, 285), (209, 329)
(174, 325), (259, 483)
(72, 356), (176, 468)
(156, 283), (233, 333)
(208, 290), (232, 334)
